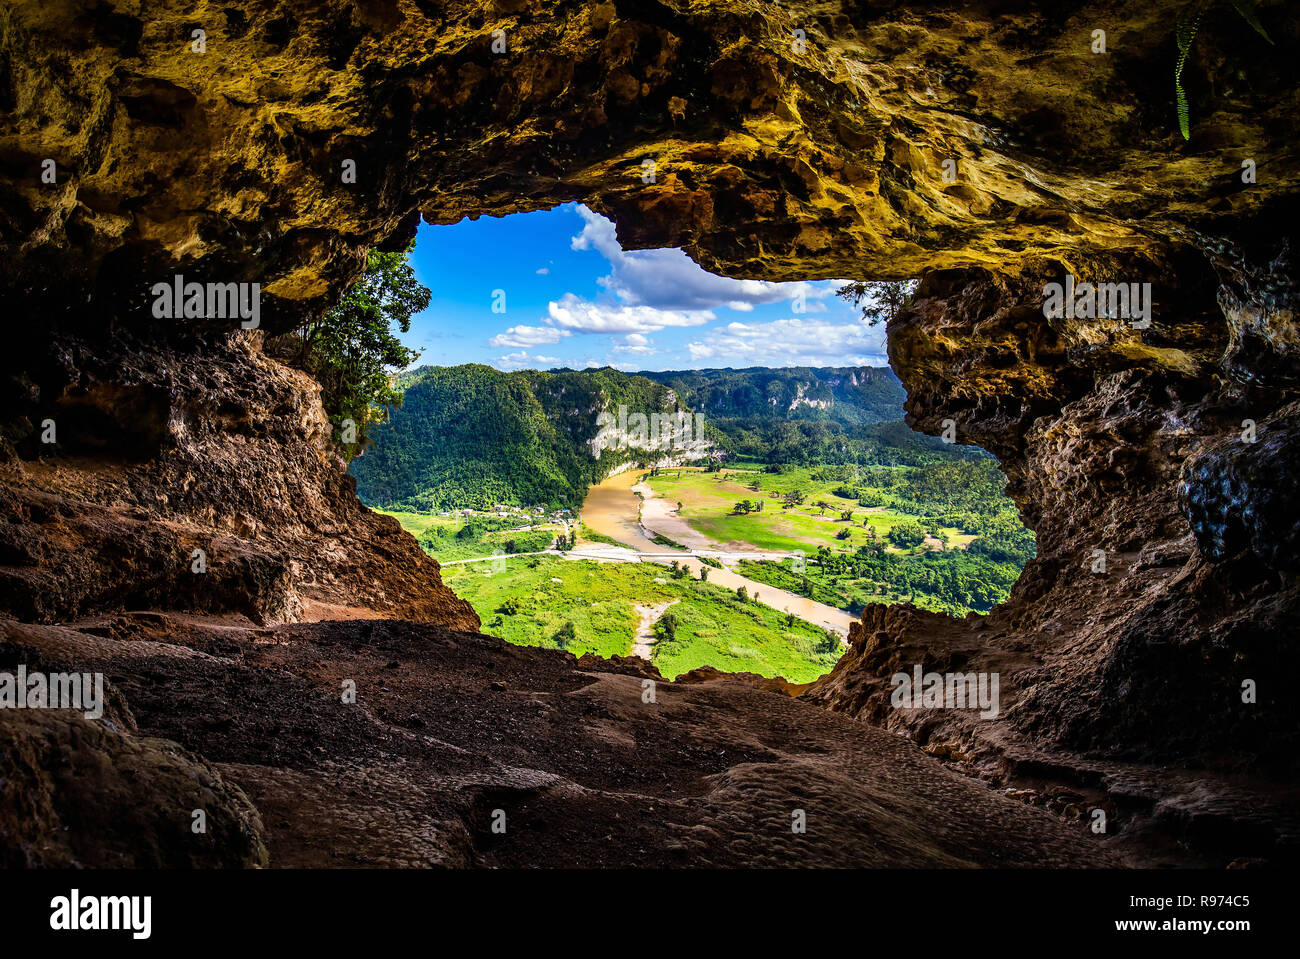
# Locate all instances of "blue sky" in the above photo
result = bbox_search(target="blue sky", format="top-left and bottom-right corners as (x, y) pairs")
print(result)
(404, 202), (889, 372)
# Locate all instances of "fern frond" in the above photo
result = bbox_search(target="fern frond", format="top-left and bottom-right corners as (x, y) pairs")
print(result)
(1229, 0), (1274, 44)
(1175, 8), (1202, 55)
(1174, 5), (1204, 140)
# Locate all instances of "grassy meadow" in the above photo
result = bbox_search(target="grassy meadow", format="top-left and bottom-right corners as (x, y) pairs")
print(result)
(645, 466), (971, 554)
(442, 556), (843, 682)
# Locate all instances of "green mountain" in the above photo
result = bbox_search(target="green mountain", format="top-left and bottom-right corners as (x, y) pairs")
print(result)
(350, 364), (698, 512)
(637, 366), (905, 425)
(637, 366), (966, 467)
(351, 363), (966, 512)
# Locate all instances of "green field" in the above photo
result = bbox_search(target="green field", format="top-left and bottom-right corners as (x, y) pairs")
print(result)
(382, 453), (1034, 677)
(644, 460), (1034, 617)
(374, 508), (559, 563)
(645, 466), (967, 554)
(443, 557), (842, 682)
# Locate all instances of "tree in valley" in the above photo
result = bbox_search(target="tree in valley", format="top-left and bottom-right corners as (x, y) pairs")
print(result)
(655, 612), (678, 642)
(552, 620), (577, 649)
(887, 520), (927, 550)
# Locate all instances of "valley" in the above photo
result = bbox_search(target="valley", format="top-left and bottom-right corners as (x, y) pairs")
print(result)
(366, 365), (1034, 682)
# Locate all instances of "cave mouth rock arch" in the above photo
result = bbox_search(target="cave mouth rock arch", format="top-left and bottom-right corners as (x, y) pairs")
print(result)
(1, 0), (1297, 865)
(336, 204), (1043, 639)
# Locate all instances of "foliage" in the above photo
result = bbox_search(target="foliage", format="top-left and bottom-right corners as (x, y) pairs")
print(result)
(374, 509), (558, 563)
(657, 455), (1034, 617)
(1174, 0), (1273, 140)
(443, 558), (842, 682)
(639, 365), (905, 424)
(835, 279), (919, 327)
(276, 244), (426, 460)
(353, 364), (984, 510)
(351, 364), (686, 510)
(886, 520), (926, 549)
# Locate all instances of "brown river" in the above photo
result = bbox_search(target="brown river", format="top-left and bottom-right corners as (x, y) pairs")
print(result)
(577, 471), (854, 637)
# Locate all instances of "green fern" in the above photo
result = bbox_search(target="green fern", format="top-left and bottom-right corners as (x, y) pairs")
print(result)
(1174, 6), (1203, 140)
(1174, 0), (1274, 141)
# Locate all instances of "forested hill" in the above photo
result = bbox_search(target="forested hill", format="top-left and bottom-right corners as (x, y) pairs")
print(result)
(351, 363), (969, 512)
(637, 365), (968, 467)
(637, 366), (905, 425)
(350, 364), (695, 511)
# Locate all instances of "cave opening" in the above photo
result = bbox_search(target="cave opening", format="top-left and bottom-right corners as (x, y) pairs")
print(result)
(0, 0), (1294, 880)
(329, 204), (1036, 683)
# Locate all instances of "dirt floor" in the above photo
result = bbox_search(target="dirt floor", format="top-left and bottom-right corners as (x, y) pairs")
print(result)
(3, 611), (1124, 868)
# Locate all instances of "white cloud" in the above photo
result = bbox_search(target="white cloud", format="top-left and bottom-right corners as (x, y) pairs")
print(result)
(536, 267), (550, 275)
(684, 317), (890, 368)
(489, 324), (572, 348)
(611, 332), (656, 355)
(496, 350), (562, 370)
(496, 351), (530, 370)
(546, 293), (713, 335)
(569, 205), (842, 313)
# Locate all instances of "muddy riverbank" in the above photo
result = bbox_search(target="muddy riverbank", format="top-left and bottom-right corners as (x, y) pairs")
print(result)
(578, 472), (854, 636)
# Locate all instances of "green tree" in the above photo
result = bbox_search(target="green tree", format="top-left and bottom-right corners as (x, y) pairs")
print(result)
(287, 243), (427, 460)
(887, 520), (926, 549)
(836, 279), (918, 327)
(553, 620), (577, 648)
(656, 612), (678, 642)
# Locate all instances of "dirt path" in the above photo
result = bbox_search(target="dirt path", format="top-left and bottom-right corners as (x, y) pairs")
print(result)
(631, 600), (680, 660)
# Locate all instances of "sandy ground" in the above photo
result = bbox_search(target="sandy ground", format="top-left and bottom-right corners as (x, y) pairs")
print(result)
(634, 480), (724, 551)
(578, 472), (854, 636)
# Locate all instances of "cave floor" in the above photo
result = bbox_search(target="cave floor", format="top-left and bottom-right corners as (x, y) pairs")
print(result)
(2, 611), (1136, 868)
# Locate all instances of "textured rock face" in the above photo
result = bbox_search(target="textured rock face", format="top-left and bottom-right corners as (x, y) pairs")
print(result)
(3, 0), (1295, 314)
(0, 623), (269, 867)
(810, 262), (1298, 768)
(806, 261), (1299, 796)
(2, 613), (1121, 868)
(1, 0), (1298, 865)
(0, 330), (478, 629)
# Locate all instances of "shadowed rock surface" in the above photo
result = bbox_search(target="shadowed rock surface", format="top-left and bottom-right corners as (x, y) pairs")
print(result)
(1, 0), (1297, 866)
(0, 334), (477, 630)
(1, 614), (1119, 867)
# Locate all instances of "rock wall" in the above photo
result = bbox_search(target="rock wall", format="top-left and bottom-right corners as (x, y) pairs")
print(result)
(806, 256), (1299, 782)
(0, 329), (478, 628)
